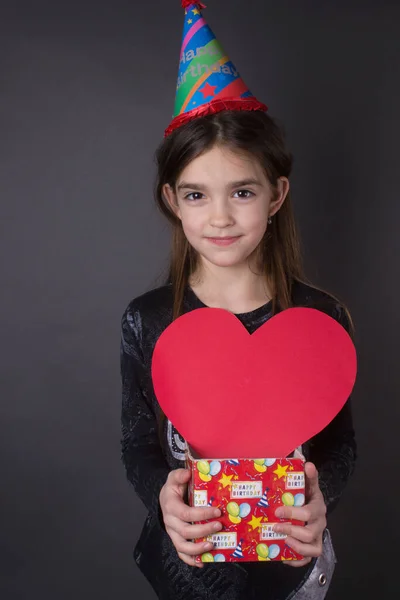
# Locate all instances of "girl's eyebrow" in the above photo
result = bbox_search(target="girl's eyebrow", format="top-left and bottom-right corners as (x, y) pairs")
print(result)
(177, 178), (263, 191)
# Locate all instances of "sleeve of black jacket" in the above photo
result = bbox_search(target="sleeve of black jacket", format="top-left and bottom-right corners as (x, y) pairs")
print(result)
(120, 305), (170, 528)
(307, 303), (357, 515)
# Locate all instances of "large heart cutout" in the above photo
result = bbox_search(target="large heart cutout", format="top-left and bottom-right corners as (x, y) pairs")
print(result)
(151, 307), (357, 458)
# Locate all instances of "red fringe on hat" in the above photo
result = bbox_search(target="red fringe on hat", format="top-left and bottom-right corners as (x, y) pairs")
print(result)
(164, 97), (268, 137)
(181, 1), (207, 10)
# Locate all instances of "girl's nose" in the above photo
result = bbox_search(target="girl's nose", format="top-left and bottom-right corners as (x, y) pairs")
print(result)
(209, 200), (234, 228)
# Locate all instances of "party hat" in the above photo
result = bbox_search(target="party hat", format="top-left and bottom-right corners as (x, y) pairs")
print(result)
(165, 1), (268, 136)
(231, 538), (244, 559)
(257, 489), (270, 508)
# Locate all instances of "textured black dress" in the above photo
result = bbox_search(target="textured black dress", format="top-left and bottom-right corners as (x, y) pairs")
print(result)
(120, 280), (357, 600)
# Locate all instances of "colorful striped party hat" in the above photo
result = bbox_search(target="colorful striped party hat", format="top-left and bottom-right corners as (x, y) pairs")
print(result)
(164, 1), (268, 136)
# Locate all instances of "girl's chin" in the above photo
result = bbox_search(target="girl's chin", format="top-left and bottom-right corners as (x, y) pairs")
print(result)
(199, 252), (252, 269)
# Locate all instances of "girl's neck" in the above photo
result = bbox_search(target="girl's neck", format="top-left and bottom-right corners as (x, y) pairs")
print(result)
(189, 264), (273, 315)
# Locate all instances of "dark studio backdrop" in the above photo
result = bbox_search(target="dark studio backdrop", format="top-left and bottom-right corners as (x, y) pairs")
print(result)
(1, 0), (399, 598)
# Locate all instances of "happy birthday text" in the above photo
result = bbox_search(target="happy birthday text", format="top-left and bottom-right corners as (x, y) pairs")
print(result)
(177, 44), (238, 90)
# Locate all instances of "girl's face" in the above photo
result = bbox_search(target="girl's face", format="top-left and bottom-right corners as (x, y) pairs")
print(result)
(163, 144), (289, 272)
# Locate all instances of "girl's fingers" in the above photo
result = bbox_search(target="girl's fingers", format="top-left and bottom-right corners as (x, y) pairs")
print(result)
(275, 505), (312, 523)
(178, 552), (204, 569)
(275, 500), (326, 523)
(161, 496), (221, 527)
(178, 504), (221, 523)
(167, 468), (192, 486)
(168, 528), (214, 557)
(284, 535), (323, 558)
(283, 557), (313, 568)
(167, 514), (223, 540)
(304, 462), (320, 496)
(175, 537), (213, 556)
(273, 522), (321, 544)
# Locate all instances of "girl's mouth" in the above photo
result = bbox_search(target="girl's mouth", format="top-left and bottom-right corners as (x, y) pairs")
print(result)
(206, 236), (241, 246)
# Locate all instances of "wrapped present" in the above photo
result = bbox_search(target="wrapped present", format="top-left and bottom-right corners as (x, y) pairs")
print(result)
(186, 447), (306, 563)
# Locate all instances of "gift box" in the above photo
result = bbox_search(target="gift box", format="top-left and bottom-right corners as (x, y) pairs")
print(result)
(152, 306), (357, 563)
(186, 446), (306, 563)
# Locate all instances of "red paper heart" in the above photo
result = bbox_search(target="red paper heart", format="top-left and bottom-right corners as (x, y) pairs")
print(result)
(151, 307), (357, 458)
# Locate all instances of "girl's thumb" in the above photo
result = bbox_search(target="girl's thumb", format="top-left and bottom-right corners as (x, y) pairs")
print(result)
(174, 468), (191, 483)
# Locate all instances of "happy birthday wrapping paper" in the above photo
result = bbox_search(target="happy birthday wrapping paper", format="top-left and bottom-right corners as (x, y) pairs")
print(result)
(186, 450), (306, 563)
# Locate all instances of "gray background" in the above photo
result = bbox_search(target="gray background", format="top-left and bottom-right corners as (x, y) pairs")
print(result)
(1, 0), (399, 598)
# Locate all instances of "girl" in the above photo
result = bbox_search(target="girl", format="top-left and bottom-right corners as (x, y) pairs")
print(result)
(120, 3), (356, 599)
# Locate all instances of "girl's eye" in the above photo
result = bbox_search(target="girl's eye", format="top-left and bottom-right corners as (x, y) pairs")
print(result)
(234, 189), (254, 199)
(184, 190), (254, 201)
(184, 192), (204, 201)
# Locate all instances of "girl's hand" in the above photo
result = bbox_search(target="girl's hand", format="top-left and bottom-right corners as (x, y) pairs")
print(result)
(159, 468), (223, 568)
(273, 462), (327, 568)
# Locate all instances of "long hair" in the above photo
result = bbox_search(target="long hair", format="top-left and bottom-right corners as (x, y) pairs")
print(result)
(155, 110), (305, 320)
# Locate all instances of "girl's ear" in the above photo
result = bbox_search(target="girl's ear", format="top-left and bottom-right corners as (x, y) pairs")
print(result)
(162, 183), (182, 220)
(269, 177), (290, 217)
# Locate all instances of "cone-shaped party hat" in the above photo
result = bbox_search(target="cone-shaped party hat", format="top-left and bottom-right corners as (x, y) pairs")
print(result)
(164, 1), (268, 136)
(257, 490), (270, 508)
(231, 538), (244, 559)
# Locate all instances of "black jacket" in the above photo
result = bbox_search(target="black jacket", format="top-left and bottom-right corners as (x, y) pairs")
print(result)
(120, 281), (357, 600)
